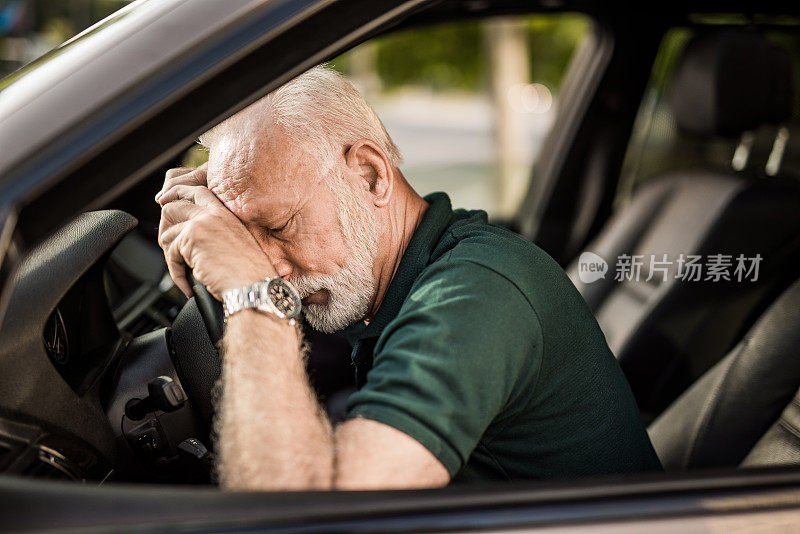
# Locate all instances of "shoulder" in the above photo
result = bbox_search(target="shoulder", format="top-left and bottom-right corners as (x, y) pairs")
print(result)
(428, 210), (569, 307)
(391, 243), (545, 372)
(405, 248), (538, 321)
(420, 210), (599, 345)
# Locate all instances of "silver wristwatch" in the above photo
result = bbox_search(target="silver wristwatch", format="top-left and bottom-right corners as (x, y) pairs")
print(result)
(222, 277), (302, 323)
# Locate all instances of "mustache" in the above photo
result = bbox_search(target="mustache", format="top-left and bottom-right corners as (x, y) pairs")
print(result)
(287, 274), (335, 299)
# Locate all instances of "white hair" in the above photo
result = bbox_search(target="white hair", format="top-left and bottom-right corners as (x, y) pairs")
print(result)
(200, 65), (401, 171)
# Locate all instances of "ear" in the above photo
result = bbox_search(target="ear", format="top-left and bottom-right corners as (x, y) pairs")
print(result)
(344, 140), (394, 207)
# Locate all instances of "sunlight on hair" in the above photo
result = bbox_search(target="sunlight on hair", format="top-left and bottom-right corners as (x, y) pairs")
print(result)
(199, 65), (402, 173)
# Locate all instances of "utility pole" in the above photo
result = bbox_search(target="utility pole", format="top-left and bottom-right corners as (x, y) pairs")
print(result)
(349, 42), (380, 104)
(485, 17), (530, 218)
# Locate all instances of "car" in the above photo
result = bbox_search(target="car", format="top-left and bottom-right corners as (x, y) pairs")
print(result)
(2, 0), (800, 531)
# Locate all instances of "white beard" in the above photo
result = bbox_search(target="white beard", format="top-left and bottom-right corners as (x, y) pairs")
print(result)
(288, 176), (378, 333)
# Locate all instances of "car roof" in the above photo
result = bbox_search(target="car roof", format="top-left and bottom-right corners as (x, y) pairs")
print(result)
(0, 0), (300, 194)
(3, 0), (799, 192)
(2, 0), (798, 188)
(0, 0), (798, 273)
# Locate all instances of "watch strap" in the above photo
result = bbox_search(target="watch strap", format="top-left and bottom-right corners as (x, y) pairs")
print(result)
(222, 278), (301, 323)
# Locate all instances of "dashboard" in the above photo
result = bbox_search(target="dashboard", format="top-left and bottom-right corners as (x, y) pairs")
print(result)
(42, 258), (122, 394)
(0, 210), (210, 483)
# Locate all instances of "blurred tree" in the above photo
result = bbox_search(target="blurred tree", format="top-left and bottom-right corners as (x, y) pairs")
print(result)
(1, 0), (127, 78)
(526, 15), (588, 93)
(332, 21), (485, 92)
(375, 21), (485, 92)
(332, 14), (588, 96)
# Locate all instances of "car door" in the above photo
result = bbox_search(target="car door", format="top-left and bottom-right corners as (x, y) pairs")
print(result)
(2, 0), (800, 532)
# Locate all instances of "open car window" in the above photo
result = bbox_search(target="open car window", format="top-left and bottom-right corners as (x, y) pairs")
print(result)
(183, 13), (591, 220)
(3, 1), (800, 532)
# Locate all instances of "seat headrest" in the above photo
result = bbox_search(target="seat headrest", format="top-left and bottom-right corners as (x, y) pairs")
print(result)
(670, 30), (794, 138)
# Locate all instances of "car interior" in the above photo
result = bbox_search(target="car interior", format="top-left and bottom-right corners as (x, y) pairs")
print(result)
(566, 29), (800, 419)
(2, 1), (800, 501)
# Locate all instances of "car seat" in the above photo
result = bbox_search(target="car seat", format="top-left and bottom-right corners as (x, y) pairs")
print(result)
(648, 276), (800, 470)
(566, 30), (800, 417)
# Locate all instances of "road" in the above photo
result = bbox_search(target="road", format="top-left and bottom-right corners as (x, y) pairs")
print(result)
(373, 89), (553, 216)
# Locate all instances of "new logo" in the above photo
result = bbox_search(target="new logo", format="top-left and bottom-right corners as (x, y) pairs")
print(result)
(577, 251), (608, 283)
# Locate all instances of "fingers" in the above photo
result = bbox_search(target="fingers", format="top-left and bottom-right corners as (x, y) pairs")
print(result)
(156, 171), (218, 297)
(158, 198), (202, 298)
(157, 218), (184, 251)
(156, 183), (219, 208)
(155, 163), (208, 201)
(166, 167), (194, 180)
(157, 193), (224, 298)
(155, 162), (247, 298)
(165, 236), (193, 297)
(160, 198), (203, 226)
(158, 215), (192, 297)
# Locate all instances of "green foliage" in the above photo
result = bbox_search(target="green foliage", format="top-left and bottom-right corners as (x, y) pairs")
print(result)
(0, 0), (129, 80)
(373, 21), (485, 92)
(525, 14), (589, 92)
(332, 14), (589, 94)
(182, 144), (209, 168)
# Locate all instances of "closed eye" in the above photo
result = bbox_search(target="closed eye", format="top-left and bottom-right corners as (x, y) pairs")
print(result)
(269, 214), (294, 236)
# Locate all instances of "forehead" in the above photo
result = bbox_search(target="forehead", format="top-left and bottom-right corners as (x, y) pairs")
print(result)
(206, 126), (304, 220)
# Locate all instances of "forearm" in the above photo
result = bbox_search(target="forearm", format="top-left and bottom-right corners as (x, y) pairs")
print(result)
(217, 310), (334, 490)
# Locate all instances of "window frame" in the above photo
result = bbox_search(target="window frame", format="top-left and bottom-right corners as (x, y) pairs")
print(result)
(3, 1), (800, 530)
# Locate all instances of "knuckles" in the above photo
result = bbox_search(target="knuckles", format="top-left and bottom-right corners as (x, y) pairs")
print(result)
(164, 167), (192, 180)
(180, 216), (217, 247)
(161, 166), (208, 194)
(155, 165), (249, 291)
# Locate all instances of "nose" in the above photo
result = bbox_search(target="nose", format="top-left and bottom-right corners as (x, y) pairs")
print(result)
(272, 257), (293, 279)
(261, 238), (294, 279)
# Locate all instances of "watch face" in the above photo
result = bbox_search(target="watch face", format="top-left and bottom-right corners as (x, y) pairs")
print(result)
(267, 278), (302, 319)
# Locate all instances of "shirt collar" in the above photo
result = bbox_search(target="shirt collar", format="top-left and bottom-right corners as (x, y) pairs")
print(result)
(339, 192), (453, 345)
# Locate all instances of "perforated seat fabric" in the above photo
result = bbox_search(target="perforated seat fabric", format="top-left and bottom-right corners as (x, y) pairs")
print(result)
(732, 296), (800, 471)
(648, 278), (800, 471)
(743, 388), (800, 468)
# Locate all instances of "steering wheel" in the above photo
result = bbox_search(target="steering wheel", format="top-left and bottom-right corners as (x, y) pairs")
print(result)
(187, 271), (225, 345)
(168, 272), (225, 428)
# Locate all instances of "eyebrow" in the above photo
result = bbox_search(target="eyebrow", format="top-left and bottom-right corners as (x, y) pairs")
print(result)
(246, 202), (295, 227)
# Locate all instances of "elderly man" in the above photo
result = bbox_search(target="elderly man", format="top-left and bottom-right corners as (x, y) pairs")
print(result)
(155, 66), (661, 490)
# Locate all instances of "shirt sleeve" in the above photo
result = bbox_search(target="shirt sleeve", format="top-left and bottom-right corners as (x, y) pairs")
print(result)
(345, 257), (543, 476)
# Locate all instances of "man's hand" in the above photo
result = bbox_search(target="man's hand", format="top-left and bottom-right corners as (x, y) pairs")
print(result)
(155, 164), (276, 300)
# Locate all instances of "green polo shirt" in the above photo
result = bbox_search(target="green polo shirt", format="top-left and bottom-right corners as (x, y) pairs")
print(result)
(341, 192), (662, 481)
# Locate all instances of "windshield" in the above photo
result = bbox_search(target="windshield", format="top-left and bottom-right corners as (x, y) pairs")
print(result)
(0, 0), (148, 92)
